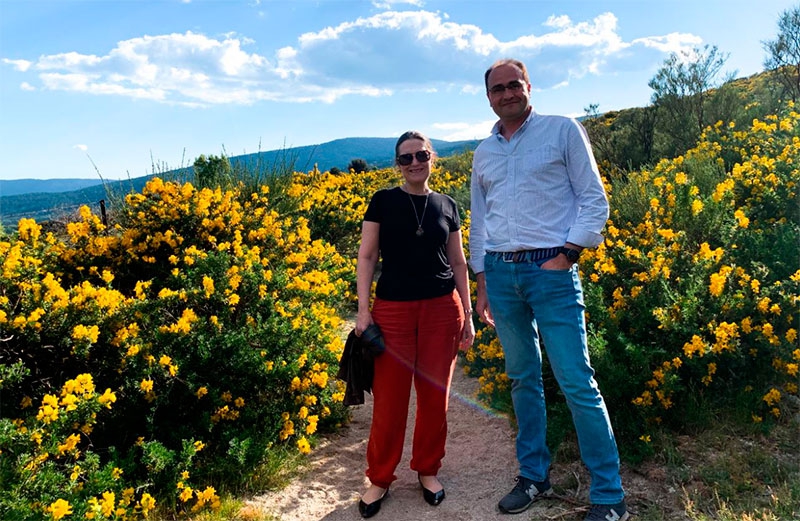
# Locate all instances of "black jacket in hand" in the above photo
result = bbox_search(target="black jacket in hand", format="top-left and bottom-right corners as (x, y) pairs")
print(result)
(336, 329), (377, 406)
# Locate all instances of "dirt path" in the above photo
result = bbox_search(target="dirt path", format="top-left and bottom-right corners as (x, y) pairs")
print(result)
(249, 365), (674, 521)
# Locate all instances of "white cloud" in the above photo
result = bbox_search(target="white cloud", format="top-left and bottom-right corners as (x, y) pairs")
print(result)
(3, 58), (32, 71)
(634, 33), (704, 55)
(372, 0), (424, 9)
(2, 11), (699, 106)
(20, 82), (35, 91)
(432, 120), (494, 141)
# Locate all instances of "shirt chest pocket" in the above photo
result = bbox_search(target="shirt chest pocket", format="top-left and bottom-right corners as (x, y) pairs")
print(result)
(522, 146), (563, 175)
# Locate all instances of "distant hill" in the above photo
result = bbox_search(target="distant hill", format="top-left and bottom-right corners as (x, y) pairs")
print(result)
(230, 137), (482, 174)
(0, 176), (160, 226)
(0, 178), (106, 197)
(0, 136), (482, 226)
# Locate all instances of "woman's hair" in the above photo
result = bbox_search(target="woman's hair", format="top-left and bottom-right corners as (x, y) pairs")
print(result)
(484, 58), (530, 90)
(395, 130), (436, 158)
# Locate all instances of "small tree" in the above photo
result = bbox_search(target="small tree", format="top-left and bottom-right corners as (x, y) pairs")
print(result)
(347, 158), (368, 174)
(193, 154), (232, 188)
(763, 6), (800, 102)
(649, 44), (729, 157)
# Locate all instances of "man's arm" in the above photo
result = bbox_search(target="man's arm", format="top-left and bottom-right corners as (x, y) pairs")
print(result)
(474, 271), (495, 327)
(564, 120), (610, 248)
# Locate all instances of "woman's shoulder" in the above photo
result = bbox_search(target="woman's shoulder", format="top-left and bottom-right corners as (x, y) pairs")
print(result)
(369, 186), (401, 202)
(372, 186), (402, 197)
(430, 191), (458, 207)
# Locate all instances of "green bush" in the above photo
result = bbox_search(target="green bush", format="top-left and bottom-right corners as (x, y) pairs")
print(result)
(464, 103), (800, 458)
(1, 179), (352, 519)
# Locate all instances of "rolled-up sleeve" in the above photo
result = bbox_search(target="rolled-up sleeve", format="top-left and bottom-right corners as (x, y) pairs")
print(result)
(469, 160), (488, 273)
(565, 120), (609, 248)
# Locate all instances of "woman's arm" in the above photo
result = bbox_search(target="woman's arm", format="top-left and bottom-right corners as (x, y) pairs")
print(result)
(446, 229), (476, 349)
(355, 221), (380, 335)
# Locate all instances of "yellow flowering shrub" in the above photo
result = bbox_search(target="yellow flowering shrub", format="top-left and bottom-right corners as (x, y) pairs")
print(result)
(578, 103), (800, 441)
(0, 176), (354, 518)
(460, 103), (799, 455)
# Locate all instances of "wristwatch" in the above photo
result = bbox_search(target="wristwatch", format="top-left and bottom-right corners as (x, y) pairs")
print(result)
(559, 247), (581, 263)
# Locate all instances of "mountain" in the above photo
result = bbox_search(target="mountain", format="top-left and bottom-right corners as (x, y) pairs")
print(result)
(0, 176), (159, 226)
(0, 137), (482, 226)
(0, 178), (106, 197)
(227, 137), (482, 174)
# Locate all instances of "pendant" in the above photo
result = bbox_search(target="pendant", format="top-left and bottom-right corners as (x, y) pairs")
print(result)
(416, 226), (424, 237)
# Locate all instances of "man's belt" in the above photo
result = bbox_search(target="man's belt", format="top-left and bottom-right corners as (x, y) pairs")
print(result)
(486, 247), (561, 263)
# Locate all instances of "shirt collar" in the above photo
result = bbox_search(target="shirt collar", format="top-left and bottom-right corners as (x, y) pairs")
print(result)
(491, 108), (537, 139)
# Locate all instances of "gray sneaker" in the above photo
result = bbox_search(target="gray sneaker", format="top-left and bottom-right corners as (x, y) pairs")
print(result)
(584, 501), (630, 521)
(498, 475), (553, 514)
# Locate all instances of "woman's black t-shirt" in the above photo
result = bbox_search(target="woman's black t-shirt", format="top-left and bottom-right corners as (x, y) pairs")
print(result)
(364, 187), (460, 301)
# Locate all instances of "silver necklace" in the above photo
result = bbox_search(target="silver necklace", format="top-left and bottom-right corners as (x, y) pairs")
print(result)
(407, 191), (429, 237)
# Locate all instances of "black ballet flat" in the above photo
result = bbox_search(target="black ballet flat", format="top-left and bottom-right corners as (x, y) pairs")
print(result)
(358, 489), (388, 518)
(418, 476), (445, 506)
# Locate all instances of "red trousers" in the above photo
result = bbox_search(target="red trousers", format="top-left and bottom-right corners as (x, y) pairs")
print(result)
(365, 291), (464, 488)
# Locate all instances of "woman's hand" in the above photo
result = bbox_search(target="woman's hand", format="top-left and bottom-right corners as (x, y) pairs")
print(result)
(459, 313), (476, 351)
(355, 309), (374, 336)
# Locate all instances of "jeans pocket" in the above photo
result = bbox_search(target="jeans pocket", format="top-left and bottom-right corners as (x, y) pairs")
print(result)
(484, 253), (498, 272)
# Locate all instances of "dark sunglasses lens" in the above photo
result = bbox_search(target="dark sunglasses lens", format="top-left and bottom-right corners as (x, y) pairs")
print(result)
(397, 150), (431, 166)
(415, 150), (431, 162)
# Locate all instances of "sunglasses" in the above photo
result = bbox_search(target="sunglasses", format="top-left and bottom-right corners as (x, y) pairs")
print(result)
(396, 150), (432, 166)
(488, 80), (526, 95)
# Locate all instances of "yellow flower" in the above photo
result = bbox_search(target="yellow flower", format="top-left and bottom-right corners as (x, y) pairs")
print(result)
(72, 324), (100, 344)
(37, 394), (60, 424)
(99, 491), (115, 517)
(48, 499), (72, 520)
(140, 379), (154, 393)
(762, 388), (781, 406)
(734, 209), (749, 228)
(202, 276), (215, 297)
(98, 388), (117, 408)
(57, 433), (81, 455)
(709, 266), (733, 297)
(179, 486), (194, 503)
(139, 493), (156, 515)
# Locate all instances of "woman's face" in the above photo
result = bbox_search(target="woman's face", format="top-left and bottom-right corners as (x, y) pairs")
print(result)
(397, 138), (432, 186)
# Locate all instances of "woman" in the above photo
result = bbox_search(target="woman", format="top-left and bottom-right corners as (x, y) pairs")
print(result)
(355, 131), (475, 518)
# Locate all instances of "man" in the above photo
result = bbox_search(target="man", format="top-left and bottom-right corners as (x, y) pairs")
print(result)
(469, 58), (629, 521)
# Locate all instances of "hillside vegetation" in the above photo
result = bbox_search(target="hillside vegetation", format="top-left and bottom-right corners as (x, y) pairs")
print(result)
(0, 138), (480, 227)
(2, 97), (798, 520)
(3, 24), (800, 518)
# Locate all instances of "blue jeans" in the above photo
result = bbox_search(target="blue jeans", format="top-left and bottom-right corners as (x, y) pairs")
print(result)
(484, 254), (624, 504)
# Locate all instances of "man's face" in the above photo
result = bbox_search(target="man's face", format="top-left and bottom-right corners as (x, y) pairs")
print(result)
(486, 64), (531, 121)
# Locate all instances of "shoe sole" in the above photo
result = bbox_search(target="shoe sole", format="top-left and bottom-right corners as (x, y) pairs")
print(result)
(498, 487), (553, 514)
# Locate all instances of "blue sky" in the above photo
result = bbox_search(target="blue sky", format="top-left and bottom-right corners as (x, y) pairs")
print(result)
(0, 0), (794, 181)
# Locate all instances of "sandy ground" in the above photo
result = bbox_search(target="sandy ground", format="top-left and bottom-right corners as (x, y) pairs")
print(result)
(249, 364), (673, 521)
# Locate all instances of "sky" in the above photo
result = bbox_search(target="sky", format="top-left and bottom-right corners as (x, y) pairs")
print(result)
(0, 0), (795, 181)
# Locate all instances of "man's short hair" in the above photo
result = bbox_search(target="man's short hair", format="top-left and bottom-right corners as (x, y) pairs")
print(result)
(484, 59), (530, 90)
